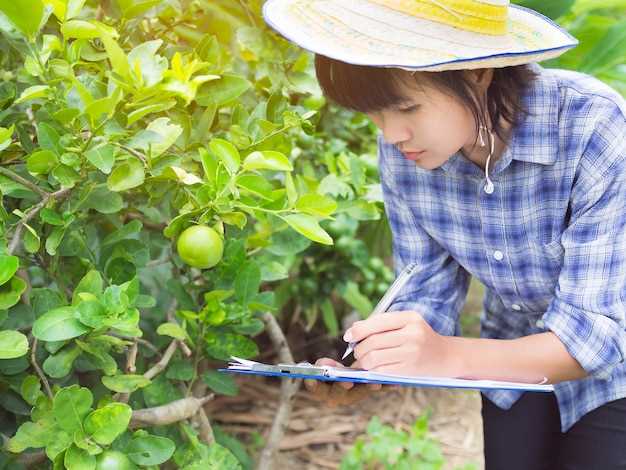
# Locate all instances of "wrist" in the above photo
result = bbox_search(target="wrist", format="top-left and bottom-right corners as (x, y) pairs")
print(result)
(443, 336), (471, 378)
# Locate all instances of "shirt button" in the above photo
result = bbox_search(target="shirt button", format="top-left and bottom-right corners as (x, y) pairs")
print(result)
(511, 304), (521, 311)
(536, 319), (545, 328)
(493, 250), (504, 261)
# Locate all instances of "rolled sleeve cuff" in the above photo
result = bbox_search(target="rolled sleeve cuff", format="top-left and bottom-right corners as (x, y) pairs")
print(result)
(542, 300), (626, 379)
(387, 301), (459, 337)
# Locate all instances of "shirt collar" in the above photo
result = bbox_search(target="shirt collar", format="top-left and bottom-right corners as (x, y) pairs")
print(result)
(506, 62), (561, 167)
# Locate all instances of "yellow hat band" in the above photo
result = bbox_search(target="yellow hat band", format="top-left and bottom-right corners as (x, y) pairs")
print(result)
(369, 0), (509, 35)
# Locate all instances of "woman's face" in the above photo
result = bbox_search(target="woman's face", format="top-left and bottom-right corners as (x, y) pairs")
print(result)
(365, 77), (479, 170)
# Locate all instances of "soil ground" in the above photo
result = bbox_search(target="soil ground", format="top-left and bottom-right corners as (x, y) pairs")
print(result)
(208, 279), (487, 469)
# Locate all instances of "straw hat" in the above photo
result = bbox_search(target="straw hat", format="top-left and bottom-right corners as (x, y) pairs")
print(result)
(262, 0), (578, 71)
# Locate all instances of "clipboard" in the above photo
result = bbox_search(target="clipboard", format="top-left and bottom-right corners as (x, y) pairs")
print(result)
(219, 357), (555, 393)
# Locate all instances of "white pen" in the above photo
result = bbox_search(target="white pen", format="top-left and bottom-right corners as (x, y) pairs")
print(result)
(342, 262), (420, 360)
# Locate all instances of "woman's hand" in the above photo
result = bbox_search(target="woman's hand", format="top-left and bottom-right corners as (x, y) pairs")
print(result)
(346, 311), (459, 377)
(303, 358), (385, 407)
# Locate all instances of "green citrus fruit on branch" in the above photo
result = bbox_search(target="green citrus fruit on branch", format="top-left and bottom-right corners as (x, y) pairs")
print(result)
(176, 225), (224, 269)
(96, 450), (138, 470)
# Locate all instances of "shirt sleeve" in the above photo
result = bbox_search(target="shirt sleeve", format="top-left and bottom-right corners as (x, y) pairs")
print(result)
(378, 136), (471, 337)
(540, 108), (626, 380)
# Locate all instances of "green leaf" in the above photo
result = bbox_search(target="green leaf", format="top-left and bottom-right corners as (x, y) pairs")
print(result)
(32, 306), (90, 341)
(102, 219), (142, 246)
(20, 374), (42, 405)
(204, 331), (258, 361)
(83, 185), (124, 214)
(209, 138), (240, 175)
(234, 262), (261, 305)
(282, 214), (333, 246)
(235, 174), (274, 200)
(36, 122), (61, 155)
(0, 124), (14, 152)
(0, 0), (45, 40)
(242, 151), (293, 172)
(14, 84), (49, 104)
(52, 164), (81, 188)
(127, 39), (168, 87)
(72, 270), (104, 304)
(6, 419), (54, 453)
(100, 31), (130, 80)
(341, 281), (373, 318)
(42, 345), (81, 378)
(117, 0), (163, 19)
(0, 276), (27, 309)
(127, 100), (175, 126)
(84, 402), (132, 445)
(107, 159), (145, 192)
(40, 208), (64, 226)
(130, 117), (182, 157)
(85, 144), (115, 175)
(197, 74), (251, 106)
(76, 299), (108, 329)
(75, 339), (118, 375)
(0, 330), (28, 359)
(156, 322), (187, 340)
(515, 0), (574, 19)
(61, 19), (101, 39)
(580, 20), (626, 74)
(296, 193), (338, 217)
(27, 149), (58, 175)
(64, 444), (96, 470)
(321, 298), (339, 336)
(101, 374), (151, 393)
(126, 435), (175, 466)
(53, 384), (93, 433)
(0, 254), (19, 286)
(45, 226), (65, 255)
(202, 370), (238, 396)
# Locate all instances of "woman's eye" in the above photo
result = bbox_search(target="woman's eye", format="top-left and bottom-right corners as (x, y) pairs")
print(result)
(400, 105), (419, 113)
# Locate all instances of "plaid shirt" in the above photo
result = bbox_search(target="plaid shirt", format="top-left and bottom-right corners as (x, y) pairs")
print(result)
(378, 63), (626, 433)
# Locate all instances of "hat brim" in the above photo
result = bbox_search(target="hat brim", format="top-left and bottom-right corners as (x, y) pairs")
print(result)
(262, 0), (578, 71)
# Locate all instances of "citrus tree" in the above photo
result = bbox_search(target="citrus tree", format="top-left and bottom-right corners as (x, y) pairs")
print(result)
(0, 0), (345, 468)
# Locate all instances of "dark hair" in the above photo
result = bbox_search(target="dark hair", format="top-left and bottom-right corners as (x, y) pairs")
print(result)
(314, 55), (539, 148)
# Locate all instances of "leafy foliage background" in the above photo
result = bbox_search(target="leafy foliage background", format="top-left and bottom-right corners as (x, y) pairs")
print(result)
(0, 0), (624, 468)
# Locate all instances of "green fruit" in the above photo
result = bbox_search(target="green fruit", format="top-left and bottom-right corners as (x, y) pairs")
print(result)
(364, 281), (375, 295)
(96, 450), (137, 470)
(363, 269), (375, 281)
(376, 282), (388, 295)
(176, 225), (224, 269)
(368, 257), (385, 272)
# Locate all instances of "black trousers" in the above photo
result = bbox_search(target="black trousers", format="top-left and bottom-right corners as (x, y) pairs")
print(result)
(481, 392), (626, 470)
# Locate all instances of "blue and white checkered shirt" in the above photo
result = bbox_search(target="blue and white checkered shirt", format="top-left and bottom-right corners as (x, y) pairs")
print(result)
(378, 63), (626, 433)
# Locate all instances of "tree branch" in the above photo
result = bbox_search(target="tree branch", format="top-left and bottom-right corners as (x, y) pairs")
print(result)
(130, 395), (214, 427)
(30, 337), (52, 400)
(143, 340), (178, 380)
(257, 312), (301, 470)
(8, 188), (71, 255)
(0, 166), (48, 198)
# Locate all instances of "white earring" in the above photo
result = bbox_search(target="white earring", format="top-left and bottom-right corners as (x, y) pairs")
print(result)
(478, 125), (488, 147)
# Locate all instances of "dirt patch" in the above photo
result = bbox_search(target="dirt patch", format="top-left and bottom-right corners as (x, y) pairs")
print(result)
(209, 376), (485, 469)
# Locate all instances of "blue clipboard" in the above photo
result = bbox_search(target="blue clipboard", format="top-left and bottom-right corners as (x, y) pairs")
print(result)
(219, 357), (555, 393)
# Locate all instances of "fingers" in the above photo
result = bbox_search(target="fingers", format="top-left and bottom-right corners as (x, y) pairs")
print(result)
(345, 311), (424, 343)
(315, 357), (345, 368)
(357, 346), (404, 371)
(353, 328), (407, 362)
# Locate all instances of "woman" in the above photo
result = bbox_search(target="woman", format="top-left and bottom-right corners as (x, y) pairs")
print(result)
(262, 1), (626, 468)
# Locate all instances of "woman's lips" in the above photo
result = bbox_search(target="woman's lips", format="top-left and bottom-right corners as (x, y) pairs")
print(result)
(402, 150), (426, 161)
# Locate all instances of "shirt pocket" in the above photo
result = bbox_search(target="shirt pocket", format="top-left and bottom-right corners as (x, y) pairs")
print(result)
(529, 238), (565, 262)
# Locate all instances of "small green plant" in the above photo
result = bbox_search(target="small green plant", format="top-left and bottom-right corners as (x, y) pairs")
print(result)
(341, 413), (478, 470)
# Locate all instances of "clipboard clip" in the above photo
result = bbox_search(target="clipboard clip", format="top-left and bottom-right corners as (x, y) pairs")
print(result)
(228, 357), (332, 377)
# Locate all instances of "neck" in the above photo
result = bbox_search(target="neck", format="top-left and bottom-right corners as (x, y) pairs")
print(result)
(461, 117), (512, 171)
